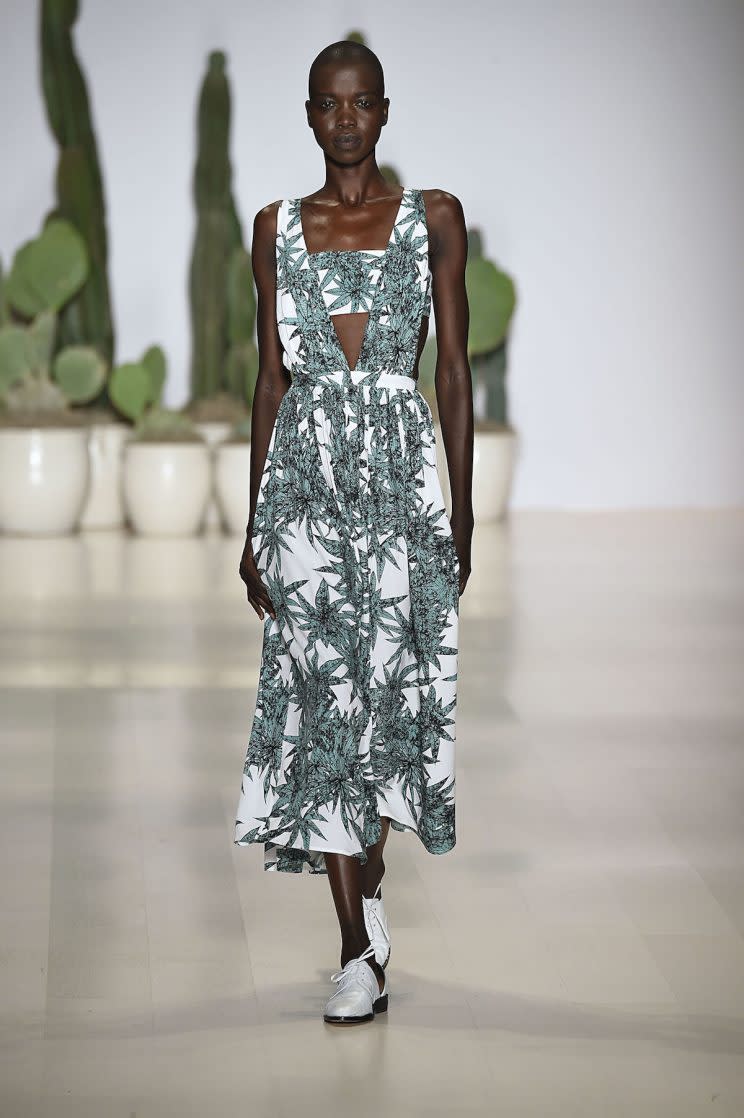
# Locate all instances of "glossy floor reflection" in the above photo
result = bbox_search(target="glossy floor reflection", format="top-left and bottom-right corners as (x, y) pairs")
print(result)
(1, 510), (743, 1117)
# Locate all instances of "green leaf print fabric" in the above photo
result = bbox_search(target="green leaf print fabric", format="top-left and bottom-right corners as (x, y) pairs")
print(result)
(234, 187), (460, 873)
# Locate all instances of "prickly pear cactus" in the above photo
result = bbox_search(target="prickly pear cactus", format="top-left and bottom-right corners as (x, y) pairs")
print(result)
(5, 219), (88, 318)
(109, 344), (201, 441)
(53, 345), (107, 403)
(109, 362), (154, 423)
(0, 307), (105, 414)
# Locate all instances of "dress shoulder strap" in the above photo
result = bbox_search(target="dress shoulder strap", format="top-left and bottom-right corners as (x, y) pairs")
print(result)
(275, 198), (288, 242)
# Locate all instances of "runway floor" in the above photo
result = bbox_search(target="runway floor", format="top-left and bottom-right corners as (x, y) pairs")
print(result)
(1, 509), (743, 1116)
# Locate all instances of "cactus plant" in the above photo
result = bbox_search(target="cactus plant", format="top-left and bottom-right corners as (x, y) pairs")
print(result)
(223, 246), (258, 404)
(0, 308), (106, 414)
(110, 345), (203, 443)
(189, 51), (249, 404)
(0, 257), (10, 326)
(0, 220), (109, 416)
(40, 0), (115, 368)
(5, 218), (88, 318)
(422, 227), (516, 427)
(465, 228), (516, 425)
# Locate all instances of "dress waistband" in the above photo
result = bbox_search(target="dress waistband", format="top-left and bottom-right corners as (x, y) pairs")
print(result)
(291, 368), (419, 394)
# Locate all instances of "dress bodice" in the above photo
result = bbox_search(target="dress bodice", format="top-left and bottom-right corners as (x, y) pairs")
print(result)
(275, 187), (432, 379)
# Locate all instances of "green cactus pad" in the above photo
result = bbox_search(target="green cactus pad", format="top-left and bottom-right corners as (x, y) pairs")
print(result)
(109, 361), (152, 422)
(6, 219), (88, 318)
(0, 325), (33, 397)
(142, 345), (167, 404)
(53, 345), (107, 403)
(465, 256), (516, 357)
(27, 311), (57, 374)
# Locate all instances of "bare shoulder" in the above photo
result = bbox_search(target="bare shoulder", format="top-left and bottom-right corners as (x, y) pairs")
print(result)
(251, 201), (283, 274)
(420, 189), (466, 252)
(253, 199), (283, 243)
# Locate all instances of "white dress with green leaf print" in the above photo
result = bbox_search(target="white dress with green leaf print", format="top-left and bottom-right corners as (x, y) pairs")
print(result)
(234, 187), (460, 873)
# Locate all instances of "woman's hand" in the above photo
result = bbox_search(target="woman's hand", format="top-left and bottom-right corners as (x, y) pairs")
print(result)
(450, 510), (473, 598)
(239, 540), (277, 621)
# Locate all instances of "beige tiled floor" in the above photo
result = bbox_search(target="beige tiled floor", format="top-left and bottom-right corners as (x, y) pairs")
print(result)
(1, 510), (743, 1117)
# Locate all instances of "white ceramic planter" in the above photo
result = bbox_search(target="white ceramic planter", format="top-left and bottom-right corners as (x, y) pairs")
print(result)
(0, 426), (90, 536)
(194, 420), (234, 531)
(433, 422), (517, 522)
(79, 421), (130, 530)
(473, 428), (517, 521)
(214, 441), (251, 536)
(123, 441), (212, 537)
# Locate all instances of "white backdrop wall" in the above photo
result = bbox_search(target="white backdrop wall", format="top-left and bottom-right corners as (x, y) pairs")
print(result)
(1, 0), (743, 508)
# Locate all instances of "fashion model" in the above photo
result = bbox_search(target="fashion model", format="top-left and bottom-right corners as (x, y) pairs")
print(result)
(235, 38), (474, 1025)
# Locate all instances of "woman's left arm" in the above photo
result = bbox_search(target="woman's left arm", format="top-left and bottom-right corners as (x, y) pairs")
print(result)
(427, 189), (474, 592)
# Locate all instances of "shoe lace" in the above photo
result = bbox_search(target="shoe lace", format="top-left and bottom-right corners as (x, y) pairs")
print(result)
(363, 888), (386, 936)
(330, 943), (376, 986)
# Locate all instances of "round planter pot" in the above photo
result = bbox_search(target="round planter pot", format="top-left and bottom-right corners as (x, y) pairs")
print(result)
(0, 426), (90, 536)
(473, 428), (518, 521)
(79, 421), (130, 530)
(123, 441), (212, 537)
(434, 423), (518, 522)
(194, 420), (234, 532)
(214, 441), (251, 536)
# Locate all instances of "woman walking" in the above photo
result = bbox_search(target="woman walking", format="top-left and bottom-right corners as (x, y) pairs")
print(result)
(235, 38), (473, 1024)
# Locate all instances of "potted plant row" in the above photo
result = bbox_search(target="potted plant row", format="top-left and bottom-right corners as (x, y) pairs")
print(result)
(0, 217), (220, 538)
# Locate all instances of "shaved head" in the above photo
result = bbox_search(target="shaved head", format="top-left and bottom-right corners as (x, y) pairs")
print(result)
(309, 40), (385, 98)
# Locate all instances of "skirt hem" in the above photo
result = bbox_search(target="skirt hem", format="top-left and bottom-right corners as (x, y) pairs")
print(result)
(233, 812), (456, 875)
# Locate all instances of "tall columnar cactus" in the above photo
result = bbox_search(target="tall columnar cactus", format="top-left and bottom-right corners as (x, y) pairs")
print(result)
(189, 51), (246, 401)
(40, 0), (115, 366)
(224, 246), (258, 405)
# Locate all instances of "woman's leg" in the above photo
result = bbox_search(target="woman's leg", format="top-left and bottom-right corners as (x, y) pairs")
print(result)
(324, 838), (389, 994)
(361, 815), (391, 898)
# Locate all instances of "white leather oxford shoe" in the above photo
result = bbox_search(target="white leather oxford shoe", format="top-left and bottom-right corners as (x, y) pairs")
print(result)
(323, 942), (388, 1025)
(362, 881), (391, 969)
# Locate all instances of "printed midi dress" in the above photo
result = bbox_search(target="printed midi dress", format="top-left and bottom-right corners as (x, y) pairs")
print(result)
(234, 187), (460, 873)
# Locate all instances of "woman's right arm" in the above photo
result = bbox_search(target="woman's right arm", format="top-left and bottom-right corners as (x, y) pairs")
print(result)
(238, 200), (290, 621)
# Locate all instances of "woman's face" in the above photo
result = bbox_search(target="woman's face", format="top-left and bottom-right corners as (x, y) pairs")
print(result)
(306, 61), (388, 163)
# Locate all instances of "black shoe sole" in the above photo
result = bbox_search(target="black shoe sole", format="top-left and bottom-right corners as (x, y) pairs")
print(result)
(324, 993), (388, 1024)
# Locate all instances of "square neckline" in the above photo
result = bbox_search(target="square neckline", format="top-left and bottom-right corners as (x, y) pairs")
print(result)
(292, 188), (413, 374)
(295, 188), (409, 259)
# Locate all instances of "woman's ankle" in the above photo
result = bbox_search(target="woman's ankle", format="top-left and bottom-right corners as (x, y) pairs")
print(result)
(362, 857), (385, 899)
